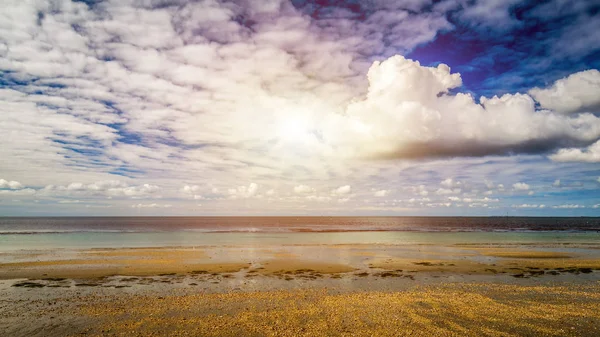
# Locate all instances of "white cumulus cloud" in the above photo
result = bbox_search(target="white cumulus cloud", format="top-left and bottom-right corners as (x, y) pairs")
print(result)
(0, 179), (23, 190)
(374, 189), (389, 197)
(294, 185), (315, 194)
(529, 69), (600, 114)
(549, 140), (600, 163)
(331, 185), (352, 195)
(512, 182), (530, 191)
(326, 56), (600, 159)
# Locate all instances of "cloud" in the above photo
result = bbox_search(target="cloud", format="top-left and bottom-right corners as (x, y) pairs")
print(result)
(131, 203), (172, 208)
(457, 0), (523, 32)
(435, 188), (461, 195)
(0, 1), (597, 215)
(409, 197), (431, 203)
(374, 189), (389, 197)
(228, 183), (259, 199)
(549, 140), (600, 163)
(440, 178), (462, 188)
(529, 70), (600, 114)
(552, 204), (585, 209)
(463, 197), (499, 203)
(182, 185), (201, 194)
(306, 195), (332, 203)
(328, 56), (600, 159)
(512, 204), (545, 209)
(294, 185), (315, 194)
(181, 185), (205, 200)
(58, 200), (82, 204)
(0, 179), (23, 190)
(512, 182), (530, 191)
(0, 188), (36, 196)
(331, 185), (351, 195)
(40, 181), (160, 198)
(406, 185), (430, 197)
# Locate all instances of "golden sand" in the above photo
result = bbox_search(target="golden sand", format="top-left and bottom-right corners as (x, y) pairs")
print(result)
(463, 247), (574, 259)
(257, 259), (356, 274)
(499, 258), (600, 270)
(83, 248), (207, 259)
(0, 261), (251, 279)
(74, 284), (600, 337)
(368, 258), (496, 274)
(2, 244), (600, 279)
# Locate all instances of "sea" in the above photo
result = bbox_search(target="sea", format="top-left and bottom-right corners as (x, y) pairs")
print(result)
(1, 216), (600, 251)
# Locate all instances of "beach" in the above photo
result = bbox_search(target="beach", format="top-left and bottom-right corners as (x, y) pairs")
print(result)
(2, 226), (600, 336)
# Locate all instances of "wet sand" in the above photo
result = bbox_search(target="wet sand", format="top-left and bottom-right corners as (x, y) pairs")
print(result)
(2, 243), (600, 336)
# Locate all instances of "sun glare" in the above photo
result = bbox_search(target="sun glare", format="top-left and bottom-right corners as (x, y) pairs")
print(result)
(277, 118), (313, 144)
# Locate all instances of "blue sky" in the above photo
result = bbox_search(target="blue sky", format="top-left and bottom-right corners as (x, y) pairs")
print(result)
(0, 0), (599, 216)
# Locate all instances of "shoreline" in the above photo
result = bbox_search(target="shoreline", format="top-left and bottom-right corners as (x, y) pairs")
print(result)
(2, 243), (600, 281)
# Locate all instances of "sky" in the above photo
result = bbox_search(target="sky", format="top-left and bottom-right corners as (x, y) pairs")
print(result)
(0, 0), (599, 216)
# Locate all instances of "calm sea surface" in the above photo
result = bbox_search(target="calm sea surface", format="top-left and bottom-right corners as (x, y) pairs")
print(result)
(1, 217), (599, 250)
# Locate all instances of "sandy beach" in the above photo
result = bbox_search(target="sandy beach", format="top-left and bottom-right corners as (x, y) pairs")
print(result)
(2, 241), (600, 336)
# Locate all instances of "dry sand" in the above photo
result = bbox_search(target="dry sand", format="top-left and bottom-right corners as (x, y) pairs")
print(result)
(2, 283), (600, 336)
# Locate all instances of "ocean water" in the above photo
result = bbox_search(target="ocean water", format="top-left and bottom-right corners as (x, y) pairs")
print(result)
(1, 216), (599, 251)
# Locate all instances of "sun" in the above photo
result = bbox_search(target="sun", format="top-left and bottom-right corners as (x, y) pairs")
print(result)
(277, 117), (313, 144)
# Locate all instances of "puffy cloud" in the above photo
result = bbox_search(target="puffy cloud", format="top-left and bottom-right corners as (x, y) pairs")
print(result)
(0, 188), (36, 196)
(41, 181), (160, 198)
(228, 183), (259, 199)
(463, 197), (499, 203)
(306, 195), (332, 203)
(529, 70), (600, 114)
(440, 178), (461, 188)
(406, 185), (429, 196)
(512, 182), (530, 191)
(552, 204), (585, 209)
(435, 188), (461, 195)
(409, 197), (431, 203)
(426, 202), (451, 208)
(182, 185), (201, 194)
(331, 185), (351, 195)
(512, 204), (545, 209)
(131, 203), (172, 208)
(549, 140), (600, 163)
(293, 185), (315, 194)
(374, 189), (389, 197)
(0, 179), (23, 190)
(58, 200), (82, 204)
(328, 57), (600, 159)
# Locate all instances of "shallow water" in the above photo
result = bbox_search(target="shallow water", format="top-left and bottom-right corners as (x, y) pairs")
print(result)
(2, 230), (600, 251)
(1, 216), (600, 251)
